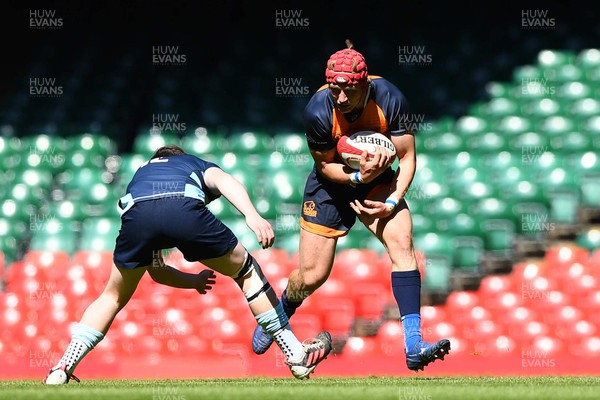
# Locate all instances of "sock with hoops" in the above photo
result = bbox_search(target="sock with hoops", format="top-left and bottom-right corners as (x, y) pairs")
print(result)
(256, 303), (304, 361)
(54, 323), (104, 374)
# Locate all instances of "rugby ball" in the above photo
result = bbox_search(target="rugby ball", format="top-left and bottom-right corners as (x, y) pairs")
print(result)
(337, 131), (396, 170)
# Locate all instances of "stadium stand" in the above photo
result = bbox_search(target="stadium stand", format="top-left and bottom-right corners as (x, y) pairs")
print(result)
(1, 47), (600, 377)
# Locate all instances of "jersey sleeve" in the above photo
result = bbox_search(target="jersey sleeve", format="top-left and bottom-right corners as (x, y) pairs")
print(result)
(303, 90), (336, 151)
(372, 78), (413, 136)
(192, 157), (222, 203)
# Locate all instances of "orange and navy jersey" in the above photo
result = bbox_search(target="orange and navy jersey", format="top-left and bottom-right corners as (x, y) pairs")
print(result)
(303, 76), (412, 152)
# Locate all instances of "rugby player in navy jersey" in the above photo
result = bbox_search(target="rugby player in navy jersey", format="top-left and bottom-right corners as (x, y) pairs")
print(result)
(44, 145), (332, 383)
(252, 41), (450, 371)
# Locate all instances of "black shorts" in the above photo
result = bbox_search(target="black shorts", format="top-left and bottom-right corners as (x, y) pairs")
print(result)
(113, 197), (238, 269)
(300, 167), (396, 238)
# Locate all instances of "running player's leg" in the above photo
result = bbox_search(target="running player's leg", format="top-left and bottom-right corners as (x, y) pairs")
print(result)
(201, 242), (332, 378)
(358, 195), (450, 371)
(44, 264), (147, 384)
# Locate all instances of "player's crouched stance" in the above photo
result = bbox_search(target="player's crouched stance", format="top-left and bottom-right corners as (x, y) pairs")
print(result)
(44, 145), (332, 384)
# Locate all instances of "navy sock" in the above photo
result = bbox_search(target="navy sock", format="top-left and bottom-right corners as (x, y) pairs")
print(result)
(281, 289), (303, 318)
(391, 270), (422, 350)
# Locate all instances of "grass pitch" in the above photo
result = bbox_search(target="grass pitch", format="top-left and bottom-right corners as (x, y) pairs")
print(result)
(2, 376), (599, 400)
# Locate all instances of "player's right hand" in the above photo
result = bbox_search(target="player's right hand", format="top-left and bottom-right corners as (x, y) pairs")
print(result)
(195, 269), (216, 295)
(359, 147), (393, 183)
(245, 213), (275, 249)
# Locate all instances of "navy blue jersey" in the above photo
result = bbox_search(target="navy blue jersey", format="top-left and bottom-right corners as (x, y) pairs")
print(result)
(124, 154), (221, 205)
(303, 76), (412, 152)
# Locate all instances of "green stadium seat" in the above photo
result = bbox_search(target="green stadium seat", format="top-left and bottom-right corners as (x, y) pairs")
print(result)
(220, 218), (261, 253)
(133, 129), (181, 158)
(550, 131), (594, 152)
(62, 148), (106, 170)
(513, 202), (551, 237)
(452, 236), (484, 270)
(0, 218), (27, 263)
(537, 50), (576, 69)
(497, 116), (532, 136)
(576, 49), (600, 71)
(80, 217), (120, 251)
(206, 198), (241, 220)
(68, 133), (116, 159)
(472, 198), (515, 223)
(557, 81), (592, 100)
(437, 213), (481, 237)
(451, 179), (496, 202)
(0, 198), (36, 223)
(454, 116), (490, 137)
(575, 227), (600, 252)
(413, 232), (453, 291)
(422, 131), (465, 153)
(13, 167), (54, 192)
(465, 131), (508, 152)
(566, 151), (600, 207)
(544, 65), (584, 84)
(227, 131), (274, 154)
(508, 131), (549, 154)
(537, 167), (580, 223)
(273, 133), (308, 153)
(484, 82), (514, 98)
(22, 134), (68, 173)
(521, 98), (562, 118)
(569, 98), (600, 120)
(512, 65), (544, 83)
(181, 128), (227, 161)
(411, 213), (435, 233)
(484, 97), (519, 119)
(480, 219), (516, 253)
(29, 218), (77, 254)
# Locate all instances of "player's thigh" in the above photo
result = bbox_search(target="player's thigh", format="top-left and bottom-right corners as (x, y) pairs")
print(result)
(103, 263), (148, 301)
(358, 186), (414, 250)
(297, 228), (337, 284)
(199, 241), (247, 277)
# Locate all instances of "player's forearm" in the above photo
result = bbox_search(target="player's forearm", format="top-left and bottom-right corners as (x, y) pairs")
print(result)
(316, 162), (357, 184)
(217, 174), (261, 218)
(147, 264), (197, 289)
(391, 154), (416, 199)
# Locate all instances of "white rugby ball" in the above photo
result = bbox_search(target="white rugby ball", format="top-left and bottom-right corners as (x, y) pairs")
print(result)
(337, 131), (396, 170)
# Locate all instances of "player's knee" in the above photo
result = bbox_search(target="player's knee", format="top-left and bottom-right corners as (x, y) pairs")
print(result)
(385, 231), (414, 253)
(297, 270), (328, 292)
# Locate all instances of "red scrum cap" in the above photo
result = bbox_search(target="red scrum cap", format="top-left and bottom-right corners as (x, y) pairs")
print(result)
(325, 42), (368, 85)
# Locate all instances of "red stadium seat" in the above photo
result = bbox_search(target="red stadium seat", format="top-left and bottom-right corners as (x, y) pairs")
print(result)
(575, 291), (600, 325)
(251, 248), (291, 279)
(543, 305), (583, 327)
(420, 305), (447, 326)
(24, 250), (70, 281)
(351, 283), (389, 320)
(482, 291), (523, 314)
(288, 313), (323, 342)
(510, 260), (546, 283)
(515, 321), (551, 346)
(462, 319), (504, 342)
(477, 275), (513, 297)
(342, 336), (380, 357)
(318, 298), (355, 337)
(476, 335), (518, 356)
(554, 319), (596, 341)
(376, 320), (405, 356)
(544, 244), (590, 271)
(445, 291), (479, 314)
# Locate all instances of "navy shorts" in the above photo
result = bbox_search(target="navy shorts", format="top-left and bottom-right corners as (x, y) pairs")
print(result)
(113, 197), (238, 269)
(300, 167), (396, 238)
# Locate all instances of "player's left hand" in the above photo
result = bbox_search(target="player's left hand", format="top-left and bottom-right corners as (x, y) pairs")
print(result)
(195, 269), (216, 295)
(245, 213), (275, 249)
(349, 199), (394, 219)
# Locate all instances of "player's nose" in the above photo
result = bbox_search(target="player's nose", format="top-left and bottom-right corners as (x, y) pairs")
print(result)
(337, 90), (348, 104)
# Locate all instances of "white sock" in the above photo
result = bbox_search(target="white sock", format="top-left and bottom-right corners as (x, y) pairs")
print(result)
(54, 338), (90, 374)
(272, 323), (304, 362)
